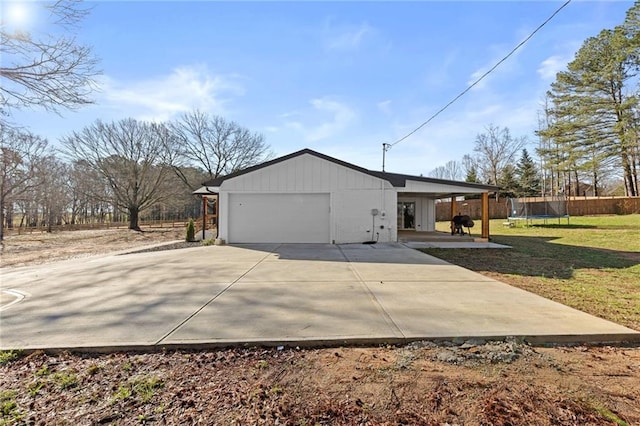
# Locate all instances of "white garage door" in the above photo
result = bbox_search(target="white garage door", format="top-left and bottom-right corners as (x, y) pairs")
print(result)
(228, 193), (330, 243)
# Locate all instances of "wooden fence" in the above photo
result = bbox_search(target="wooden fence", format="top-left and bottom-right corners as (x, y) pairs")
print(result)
(435, 196), (640, 221)
(3, 219), (190, 235)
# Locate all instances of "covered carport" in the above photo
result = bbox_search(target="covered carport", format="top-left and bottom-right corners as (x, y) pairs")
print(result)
(387, 174), (498, 240)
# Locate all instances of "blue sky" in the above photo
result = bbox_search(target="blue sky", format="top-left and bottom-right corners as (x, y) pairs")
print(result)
(4, 0), (635, 176)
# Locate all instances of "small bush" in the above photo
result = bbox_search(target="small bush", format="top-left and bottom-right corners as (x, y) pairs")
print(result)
(201, 238), (215, 246)
(0, 350), (22, 365)
(186, 218), (195, 242)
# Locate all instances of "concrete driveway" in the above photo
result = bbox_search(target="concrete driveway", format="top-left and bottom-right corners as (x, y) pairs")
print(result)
(1, 243), (638, 351)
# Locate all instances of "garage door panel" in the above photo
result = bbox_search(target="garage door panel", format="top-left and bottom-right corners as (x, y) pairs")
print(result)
(229, 193), (330, 243)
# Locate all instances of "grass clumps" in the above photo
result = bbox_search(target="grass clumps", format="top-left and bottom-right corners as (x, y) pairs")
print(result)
(0, 390), (21, 422)
(51, 371), (79, 390)
(0, 351), (22, 366)
(111, 375), (164, 404)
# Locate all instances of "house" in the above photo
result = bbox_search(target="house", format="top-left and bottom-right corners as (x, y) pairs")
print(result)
(196, 149), (498, 244)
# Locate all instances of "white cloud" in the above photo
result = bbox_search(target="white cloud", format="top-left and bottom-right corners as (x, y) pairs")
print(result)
(467, 52), (519, 92)
(467, 67), (490, 91)
(278, 97), (356, 143)
(537, 54), (570, 80)
(306, 98), (356, 142)
(377, 100), (392, 115)
(424, 50), (458, 89)
(467, 104), (502, 120)
(323, 20), (373, 51)
(99, 65), (243, 122)
(466, 35), (527, 92)
(284, 120), (304, 131)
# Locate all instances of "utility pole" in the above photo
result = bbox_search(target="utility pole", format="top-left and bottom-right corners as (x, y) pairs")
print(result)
(382, 143), (391, 172)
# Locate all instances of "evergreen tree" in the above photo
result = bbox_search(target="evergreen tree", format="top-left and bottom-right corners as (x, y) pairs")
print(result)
(516, 149), (541, 197)
(539, 3), (640, 196)
(465, 164), (481, 183)
(498, 165), (519, 199)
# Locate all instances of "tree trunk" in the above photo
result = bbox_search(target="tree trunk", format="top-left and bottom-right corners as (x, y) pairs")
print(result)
(47, 212), (53, 233)
(622, 152), (636, 196)
(0, 201), (5, 241)
(5, 203), (13, 229)
(128, 206), (141, 231)
(631, 149), (638, 196)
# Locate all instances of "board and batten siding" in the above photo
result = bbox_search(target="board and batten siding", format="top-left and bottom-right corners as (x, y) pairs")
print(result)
(221, 153), (388, 192)
(217, 153), (398, 244)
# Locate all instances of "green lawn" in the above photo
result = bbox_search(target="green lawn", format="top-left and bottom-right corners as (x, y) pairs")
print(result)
(426, 214), (640, 331)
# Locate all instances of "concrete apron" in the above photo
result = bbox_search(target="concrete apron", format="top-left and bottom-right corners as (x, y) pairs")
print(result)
(1, 243), (638, 353)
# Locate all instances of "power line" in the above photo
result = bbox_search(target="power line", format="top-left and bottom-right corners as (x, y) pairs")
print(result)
(386, 0), (572, 150)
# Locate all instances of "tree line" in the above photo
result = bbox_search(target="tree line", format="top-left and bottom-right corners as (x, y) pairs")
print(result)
(0, 112), (270, 240)
(538, 2), (640, 197)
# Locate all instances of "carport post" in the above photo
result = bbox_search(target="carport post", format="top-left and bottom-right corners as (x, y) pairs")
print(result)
(202, 196), (207, 241)
(450, 196), (457, 221)
(481, 192), (490, 239)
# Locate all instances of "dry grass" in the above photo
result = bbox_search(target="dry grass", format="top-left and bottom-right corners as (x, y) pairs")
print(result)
(0, 227), (184, 268)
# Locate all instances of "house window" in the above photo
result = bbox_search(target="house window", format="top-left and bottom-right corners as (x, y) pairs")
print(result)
(397, 202), (415, 230)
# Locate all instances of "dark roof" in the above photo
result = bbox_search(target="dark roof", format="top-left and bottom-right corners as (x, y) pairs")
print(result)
(203, 148), (499, 192)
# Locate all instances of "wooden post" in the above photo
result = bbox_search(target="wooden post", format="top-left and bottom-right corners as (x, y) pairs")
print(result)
(481, 192), (490, 239)
(450, 196), (457, 234)
(202, 196), (207, 241)
(213, 194), (219, 238)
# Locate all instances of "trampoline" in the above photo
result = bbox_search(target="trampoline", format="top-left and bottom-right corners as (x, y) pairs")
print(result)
(507, 197), (570, 226)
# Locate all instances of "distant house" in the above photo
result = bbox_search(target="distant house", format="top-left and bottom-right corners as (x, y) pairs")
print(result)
(196, 149), (497, 244)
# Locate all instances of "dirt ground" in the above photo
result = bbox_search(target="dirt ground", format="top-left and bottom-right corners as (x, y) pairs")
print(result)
(1, 229), (639, 425)
(0, 227), (184, 268)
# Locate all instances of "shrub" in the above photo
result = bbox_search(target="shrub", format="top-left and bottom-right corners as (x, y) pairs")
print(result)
(0, 350), (22, 365)
(186, 219), (195, 242)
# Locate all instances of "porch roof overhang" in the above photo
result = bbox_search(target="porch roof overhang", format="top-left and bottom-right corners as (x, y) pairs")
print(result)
(396, 179), (498, 198)
(192, 186), (220, 196)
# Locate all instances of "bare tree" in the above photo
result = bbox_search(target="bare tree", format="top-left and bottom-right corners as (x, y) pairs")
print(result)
(170, 110), (271, 183)
(62, 118), (179, 231)
(461, 154), (479, 182)
(0, 125), (49, 240)
(473, 124), (527, 196)
(37, 156), (72, 231)
(0, 0), (99, 116)
(66, 159), (109, 224)
(429, 160), (463, 181)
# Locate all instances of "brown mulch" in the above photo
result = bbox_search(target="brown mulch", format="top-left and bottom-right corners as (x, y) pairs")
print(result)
(1, 228), (639, 424)
(2, 341), (639, 425)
